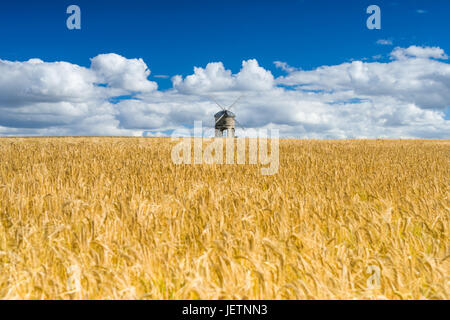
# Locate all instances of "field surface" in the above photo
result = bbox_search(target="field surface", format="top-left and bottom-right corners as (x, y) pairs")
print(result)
(0, 138), (448, 299)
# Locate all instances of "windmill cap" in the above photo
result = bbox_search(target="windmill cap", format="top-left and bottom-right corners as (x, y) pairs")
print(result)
(214, 110), (236, 118)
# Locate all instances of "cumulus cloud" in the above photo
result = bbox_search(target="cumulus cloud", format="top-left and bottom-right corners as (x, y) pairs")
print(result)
(278, 47), (450, 110)
(90, 53), (158, 92)
(0, 58), (97, 106)
(0, 46), (449, 138)
(390, 46), (448, 60)
(0, 54), (157, 133)
(172, 59), (274, 94)
(235, 59), (274, 91)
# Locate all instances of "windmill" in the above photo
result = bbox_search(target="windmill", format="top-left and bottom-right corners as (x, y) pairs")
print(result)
(210, 96), (244, 138)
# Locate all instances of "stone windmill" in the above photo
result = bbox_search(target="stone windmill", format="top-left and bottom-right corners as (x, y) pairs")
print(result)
(211, 96), (242, 138)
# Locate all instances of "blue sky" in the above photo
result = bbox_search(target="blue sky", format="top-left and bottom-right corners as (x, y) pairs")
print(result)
(0, 0), (449, 137)
(2, 0), (449, 84)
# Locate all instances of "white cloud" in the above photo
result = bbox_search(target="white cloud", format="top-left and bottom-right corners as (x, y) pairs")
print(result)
(235, 59), (275, 91)
(390, 46), (448, 60)
(0, 54), (157, 134)
(273, 61), (297, 73)
(172, 62), (234, 94)
(278, 47), (450, 110)
(172, 59), (274, 93)
(0, 47), (449, 139)
(376, 39), (393, 46)
(0, 58), (98, 105)
(90, 53), (158, 93)
(153, 74), (170, 79)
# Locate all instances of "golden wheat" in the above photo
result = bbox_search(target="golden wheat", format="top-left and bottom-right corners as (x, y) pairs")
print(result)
(0, 137), (448, 299)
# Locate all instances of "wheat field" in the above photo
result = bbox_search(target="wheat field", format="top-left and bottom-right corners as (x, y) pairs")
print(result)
(0, 137), (448, 299)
